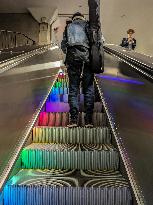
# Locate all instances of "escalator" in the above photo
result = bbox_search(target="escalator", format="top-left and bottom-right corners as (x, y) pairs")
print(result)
(3, 71), (132, 205)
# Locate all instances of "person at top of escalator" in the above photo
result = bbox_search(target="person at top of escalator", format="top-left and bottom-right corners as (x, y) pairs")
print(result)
(120, 29), (136, 50)
(61, 12), (94, 128)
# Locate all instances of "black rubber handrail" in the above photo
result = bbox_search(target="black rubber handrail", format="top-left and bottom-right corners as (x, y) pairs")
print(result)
(104, 45), (153, 82)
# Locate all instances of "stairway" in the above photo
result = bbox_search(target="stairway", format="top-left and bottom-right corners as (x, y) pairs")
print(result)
(4, 72), (132, 205)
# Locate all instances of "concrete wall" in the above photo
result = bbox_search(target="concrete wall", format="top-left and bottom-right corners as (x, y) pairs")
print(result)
(101, 0), (153, 56)
(0, 13), (39, 43)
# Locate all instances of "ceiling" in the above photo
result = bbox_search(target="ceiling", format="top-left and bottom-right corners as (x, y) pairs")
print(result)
(0, 0), (88, 14)
(0, 0), (153, 14)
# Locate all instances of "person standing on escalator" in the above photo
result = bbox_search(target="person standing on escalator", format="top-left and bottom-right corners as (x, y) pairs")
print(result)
(120, 29), (136, 50)
(61, 12), (94, 128)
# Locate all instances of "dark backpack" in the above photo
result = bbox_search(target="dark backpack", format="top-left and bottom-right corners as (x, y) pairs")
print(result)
(66, 20), (90, 63)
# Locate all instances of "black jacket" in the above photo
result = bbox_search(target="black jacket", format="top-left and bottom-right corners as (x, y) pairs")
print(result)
(120, 38), (136, 50)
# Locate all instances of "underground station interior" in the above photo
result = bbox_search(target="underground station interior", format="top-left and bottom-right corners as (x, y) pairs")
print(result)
(0, 0), (153, 205)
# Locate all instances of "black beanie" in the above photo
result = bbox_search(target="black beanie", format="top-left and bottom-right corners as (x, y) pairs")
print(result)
(72, 12), (84, 20)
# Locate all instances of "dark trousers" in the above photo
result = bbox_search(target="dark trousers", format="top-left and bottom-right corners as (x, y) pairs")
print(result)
(67, 60), (94, 122)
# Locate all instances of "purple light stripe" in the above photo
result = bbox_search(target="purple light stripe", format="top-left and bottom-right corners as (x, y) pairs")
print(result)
(97, 74), (144, 85)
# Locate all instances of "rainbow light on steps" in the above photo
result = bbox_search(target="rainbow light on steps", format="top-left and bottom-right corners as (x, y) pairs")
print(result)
(2, 73), (132, 205)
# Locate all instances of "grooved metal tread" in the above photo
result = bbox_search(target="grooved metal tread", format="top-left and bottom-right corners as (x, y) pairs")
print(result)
(3, 74), (132, 205)
(45, 102), (103, 112)
(24, 143), (116, 152)
(4, 170), (132, 205)
(6, 169), (129, 187)
(48, 94), (84, 103)
(22, 143), (119, 170)
(37, 112), (107, 127)
(32, 126), (111, 144)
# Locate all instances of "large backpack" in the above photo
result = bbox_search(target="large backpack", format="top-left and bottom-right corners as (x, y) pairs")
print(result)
(67, 20), (89, 49)
(66, 19), (90, 63)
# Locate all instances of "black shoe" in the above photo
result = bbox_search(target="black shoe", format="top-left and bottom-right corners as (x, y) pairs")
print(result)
(85, 117), (93, 128)
(85, 123), (93, 128)
(67, 119), (78, 128)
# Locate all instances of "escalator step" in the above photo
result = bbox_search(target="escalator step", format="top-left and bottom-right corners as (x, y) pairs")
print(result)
(48, 94), (85, 103)
(45, 102), (103, 113)
(46, 102), (70, 112)
(54, 81), (69, 88)
(32, 127), (111, 144)
(21, 143), (119, 170)
(51, 87), (85, 95)
(38, 112), (107, 127)
(51, 87), (69, 95)
(2, 72), (132, 205)
(57, 74), (68, 80)
(4, 169), (132, 205)
(48, 94), (83, 103)
(57, 77), (68, 82)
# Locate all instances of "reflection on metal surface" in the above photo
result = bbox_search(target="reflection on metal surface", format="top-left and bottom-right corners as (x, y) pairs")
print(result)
(0, 48), (61, 190)
(96, 74), (144, 85)
(94, 52), (153, 204)
(105, 43), (153, 60)
(3, 72), (132, 205)
(104, 44), (153, 81)
(5, 60), (63, 75)
(95, 78), (145, 205)
(0, 45), (52, 74)
(0, 71), (59, 191)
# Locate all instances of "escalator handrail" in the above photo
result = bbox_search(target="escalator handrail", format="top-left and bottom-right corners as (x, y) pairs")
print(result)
(104, 44), (153, 82)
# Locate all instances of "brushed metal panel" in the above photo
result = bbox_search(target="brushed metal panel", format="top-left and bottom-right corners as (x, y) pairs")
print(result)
(0, 49), (61, 190)
(96, 53), (153, 205)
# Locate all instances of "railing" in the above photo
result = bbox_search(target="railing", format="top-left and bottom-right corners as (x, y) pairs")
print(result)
(104, 44), (153, 82)
(0, 44), (53, 74)
(0, 30), (36, 50)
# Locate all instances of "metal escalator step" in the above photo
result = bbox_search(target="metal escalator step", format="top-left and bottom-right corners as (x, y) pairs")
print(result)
(38, 112), (107, 127)
(93, 102), (104, 112)
(57, 78), (68, 83)
(46, 102), (70, 112)
(54, 81), (69, 88)
(62, 94), (69, 103)
(51, 87), (69, 95)
(48, 94), (77, 103)
(48, 94), (84, 103)
(47, 94), (69, 103)
(57, 74), (68, 81)
(54, 82), (62, 88)
(48, 93), (61, 102)
(45, 102), (103, 113)
(21, 143), (119, 170)
(78, 112), (107, 127)
(33, 127), (111, 144)
(51, 87), (84, 95)
(4, 169), (132, 205)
